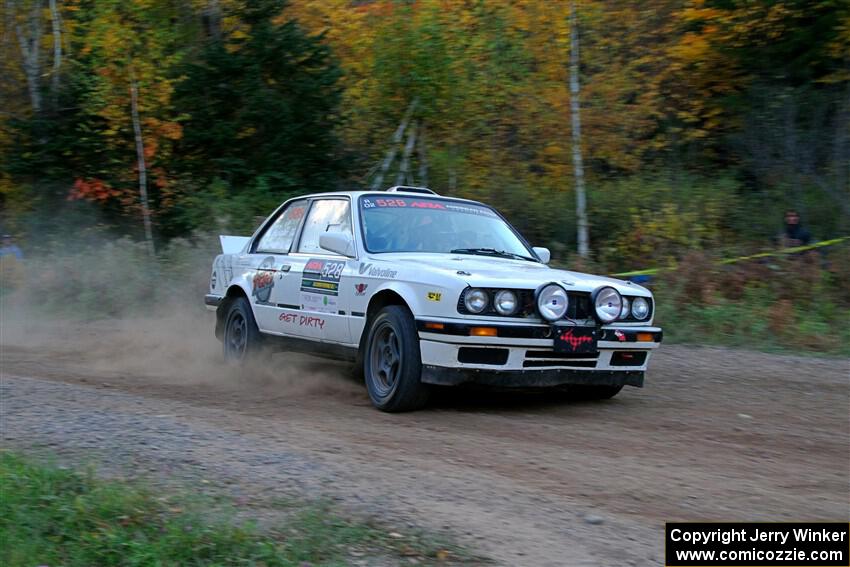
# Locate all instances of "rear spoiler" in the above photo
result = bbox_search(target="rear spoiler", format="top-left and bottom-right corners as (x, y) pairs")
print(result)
(219, 235), (250, 255)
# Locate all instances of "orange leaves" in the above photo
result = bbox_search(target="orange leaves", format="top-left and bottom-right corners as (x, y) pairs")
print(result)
(69, 178), (122, 202)
(157, 121), (182, 141)
(140, 118), (183, 161)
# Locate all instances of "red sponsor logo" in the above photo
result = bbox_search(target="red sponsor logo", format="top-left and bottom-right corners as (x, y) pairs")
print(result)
(375, 198), (407, 207)
(354, 283), (368, 295)
(558, 328), (594, 350)
(615, 330), (626, 342)
(305, 260), (324, 271)
(252, 271), (273, 290)
(410, 201), (446, 209)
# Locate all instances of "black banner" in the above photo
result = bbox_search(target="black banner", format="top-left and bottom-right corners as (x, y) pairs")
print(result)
(666, 523), (849, 566)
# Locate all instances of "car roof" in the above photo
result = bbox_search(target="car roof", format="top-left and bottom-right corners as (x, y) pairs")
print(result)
(292, 190), (488, 207)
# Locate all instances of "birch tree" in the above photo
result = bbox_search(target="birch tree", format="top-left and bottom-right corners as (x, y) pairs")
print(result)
(10, 0), (43, 114)
(130, 74), (155, 255)
(48, 0), (61, 98)
(570, 0), (589, 258)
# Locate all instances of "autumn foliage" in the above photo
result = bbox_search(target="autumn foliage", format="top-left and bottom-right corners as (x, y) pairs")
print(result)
(0, 0), (847, 265)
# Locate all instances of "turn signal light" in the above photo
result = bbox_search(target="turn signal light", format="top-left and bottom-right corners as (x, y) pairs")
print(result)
(470, 327), (498, 337)
(424, 322), (445, 330)
(637, 332), (654, 342)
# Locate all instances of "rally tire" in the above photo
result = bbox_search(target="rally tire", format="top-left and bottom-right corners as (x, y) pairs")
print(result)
(222, 296), (265, 364)
(569, 384), (623, 400)
(363, 306), (430, 412)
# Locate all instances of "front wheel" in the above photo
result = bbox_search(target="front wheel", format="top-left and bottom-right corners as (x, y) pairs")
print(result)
(363, 306), (430, 412)
(222, 296), (264, 364)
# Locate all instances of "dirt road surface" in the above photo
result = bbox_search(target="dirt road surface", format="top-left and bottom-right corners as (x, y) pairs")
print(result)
(2, 317), (848, 566)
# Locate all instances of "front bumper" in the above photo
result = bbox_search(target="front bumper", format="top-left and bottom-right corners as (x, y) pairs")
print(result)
(416, 319), (661, 388)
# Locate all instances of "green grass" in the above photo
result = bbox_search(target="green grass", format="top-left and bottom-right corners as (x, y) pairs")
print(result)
(0, 452), (467, 566)
(653, 286), (850, 357)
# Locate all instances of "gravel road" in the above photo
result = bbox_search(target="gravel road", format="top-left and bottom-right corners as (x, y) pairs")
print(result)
(1, 317), (848, 566)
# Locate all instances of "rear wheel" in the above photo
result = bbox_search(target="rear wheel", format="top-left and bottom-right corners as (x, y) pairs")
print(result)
(363, 306), (430, 412)
(222, 296), (264, 364)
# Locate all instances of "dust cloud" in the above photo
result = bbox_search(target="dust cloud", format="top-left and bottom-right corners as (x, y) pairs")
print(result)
(0, 241), (363, 402)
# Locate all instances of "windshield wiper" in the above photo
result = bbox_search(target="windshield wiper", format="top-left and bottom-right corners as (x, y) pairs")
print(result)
(450, 248), (537, 262)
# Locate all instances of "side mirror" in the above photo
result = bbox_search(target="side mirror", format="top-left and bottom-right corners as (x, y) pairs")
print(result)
(533, 246), (551, 264)
(319, 232), (356, 257)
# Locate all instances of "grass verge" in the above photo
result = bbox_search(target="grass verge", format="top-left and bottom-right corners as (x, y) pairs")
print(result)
(0, 451), (470, 566)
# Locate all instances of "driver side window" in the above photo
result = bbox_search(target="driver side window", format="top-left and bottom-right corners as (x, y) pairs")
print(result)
(297, 199), (352, 255)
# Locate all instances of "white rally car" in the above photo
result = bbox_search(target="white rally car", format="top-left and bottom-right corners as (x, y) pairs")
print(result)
(206, 186), (662, 411)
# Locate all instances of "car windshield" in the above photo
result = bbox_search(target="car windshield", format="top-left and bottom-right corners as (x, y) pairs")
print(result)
(359, 195), (537, 260)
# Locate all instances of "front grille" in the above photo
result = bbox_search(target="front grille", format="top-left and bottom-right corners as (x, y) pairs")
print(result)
(523, 359), (597, 368)
(567, 292), (592, 320)
(522, 348), (598, 369)
(525, 350), (599, 360)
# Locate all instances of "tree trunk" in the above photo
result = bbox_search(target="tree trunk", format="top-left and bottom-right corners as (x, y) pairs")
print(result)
(130, 76), (155, 256)
(417, 123), (429, 187)
(48, 0), (61, 98)
(396, 120), (417, 186)
(371, 98), (418, 190)
(570, 0), (589, 258)
(13, 0), (43, 114)
(203, 0), (221, 40)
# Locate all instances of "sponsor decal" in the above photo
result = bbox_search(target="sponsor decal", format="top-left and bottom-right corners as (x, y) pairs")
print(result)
(300, 258), (343, 313)
(443, 203), (496, 217)
(615, 330), (626, 342)
(367, 198), (447, 209)
(354, 283), (368, 296)
(251, 256), (277, 304)
(360, 196), (494, 216)
(426, 291), (442, 302)
(215, 256), (234, 286)
(210, 270), (217, 290)
(300, 291), (339, 314)
(298, 315), (325, 329)
(279, 312), (325, 330)
(358, 263), (398, 279)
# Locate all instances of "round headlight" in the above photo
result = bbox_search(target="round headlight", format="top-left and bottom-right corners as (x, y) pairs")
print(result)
(620, 297), (631, 320)
(593, 286), (622, 323)
(537, 283), (568, 321)
(631, 297), (650, 320)
(494, 290), (519, 316)
(464, 288), (489, 314)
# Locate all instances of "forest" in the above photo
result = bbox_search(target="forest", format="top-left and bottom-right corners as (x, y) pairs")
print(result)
(2, 0), (849, 351)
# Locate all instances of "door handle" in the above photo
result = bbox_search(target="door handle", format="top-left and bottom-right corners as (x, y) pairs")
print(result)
(280, 264), (291, 272)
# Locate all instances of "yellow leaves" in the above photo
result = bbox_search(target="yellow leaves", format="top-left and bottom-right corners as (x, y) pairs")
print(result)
(158, 121), (183, 141)
(236, 127), (256, 140)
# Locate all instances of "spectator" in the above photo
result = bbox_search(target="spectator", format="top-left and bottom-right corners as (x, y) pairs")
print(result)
(0, 233), (24, 292)
(0, 234), (23, 260)
(779, 210), (812, 248)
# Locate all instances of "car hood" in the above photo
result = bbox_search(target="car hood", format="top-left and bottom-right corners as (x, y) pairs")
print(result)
(370, 253), (650, 296)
